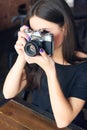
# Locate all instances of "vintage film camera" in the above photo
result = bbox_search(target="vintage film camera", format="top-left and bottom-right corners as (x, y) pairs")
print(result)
(24, 29), (54, 56)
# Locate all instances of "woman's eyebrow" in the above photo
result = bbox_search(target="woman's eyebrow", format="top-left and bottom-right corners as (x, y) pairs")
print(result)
(29, 27), (51, 32)
(41, 28), (49, 30)
(39, 28), (51, 32)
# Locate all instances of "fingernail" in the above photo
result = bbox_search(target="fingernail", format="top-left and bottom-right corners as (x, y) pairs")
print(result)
(24, 25), (29, 29)
(26, 36), (31, 42)
(39, 48), (44, 53)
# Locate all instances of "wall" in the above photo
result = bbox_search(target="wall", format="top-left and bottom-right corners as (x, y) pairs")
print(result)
(0, 0), (30, 30)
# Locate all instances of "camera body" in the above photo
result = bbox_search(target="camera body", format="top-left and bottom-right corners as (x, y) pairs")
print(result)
(24, 29), (54, 56)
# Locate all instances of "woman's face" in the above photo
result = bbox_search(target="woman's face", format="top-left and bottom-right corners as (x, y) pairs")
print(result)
(29, 16), (65, 50)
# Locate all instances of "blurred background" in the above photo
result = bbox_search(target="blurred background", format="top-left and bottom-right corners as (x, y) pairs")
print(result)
(0, 0), (30, 87)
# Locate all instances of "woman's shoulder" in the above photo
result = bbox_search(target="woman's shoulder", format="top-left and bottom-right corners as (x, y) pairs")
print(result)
(55, 59), (87, 77)
(77, 61), (87, 71)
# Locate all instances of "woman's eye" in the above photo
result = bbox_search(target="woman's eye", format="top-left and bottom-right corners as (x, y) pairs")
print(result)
(42, 30), (49, 34)
(39, 29), (49, 34)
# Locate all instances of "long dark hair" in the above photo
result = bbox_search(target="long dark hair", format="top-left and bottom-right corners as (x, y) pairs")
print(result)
(25, 0), (87, 89)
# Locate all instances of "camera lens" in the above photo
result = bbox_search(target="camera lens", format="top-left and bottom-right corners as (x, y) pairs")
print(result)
(24, 40), (40, 56)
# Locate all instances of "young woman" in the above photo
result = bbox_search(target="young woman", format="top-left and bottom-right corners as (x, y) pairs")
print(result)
(3, 0), (87, 128)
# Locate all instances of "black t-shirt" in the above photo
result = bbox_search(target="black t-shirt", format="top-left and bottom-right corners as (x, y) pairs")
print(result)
(32, 61), (87, 110)
(32, 61), (87, 127)
(55, 61), (87, 100)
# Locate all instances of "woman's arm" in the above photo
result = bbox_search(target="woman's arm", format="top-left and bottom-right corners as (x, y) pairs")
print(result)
(3, 55), (27, 99)
(46, 68), (85, 128)
(3, 25), (29, 99)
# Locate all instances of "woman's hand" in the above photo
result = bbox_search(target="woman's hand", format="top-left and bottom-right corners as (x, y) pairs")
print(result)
(24, 48), (55, 74)
(14, 25), (29, 59)
(15, 25), (55, 74)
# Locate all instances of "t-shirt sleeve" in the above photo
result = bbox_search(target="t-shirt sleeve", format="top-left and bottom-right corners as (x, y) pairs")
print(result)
(69, 64), (87, 100)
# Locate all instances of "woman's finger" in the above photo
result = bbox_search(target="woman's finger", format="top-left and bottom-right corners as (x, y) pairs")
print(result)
(39, 48), (48, 60)
(20, 25), (29, 32)
(18, 31), (29, 41)
(16, 37), (26, 46)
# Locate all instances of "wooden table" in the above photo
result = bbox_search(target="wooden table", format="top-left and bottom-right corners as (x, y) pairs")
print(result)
(0, 99), (71, 130)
